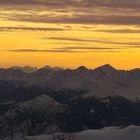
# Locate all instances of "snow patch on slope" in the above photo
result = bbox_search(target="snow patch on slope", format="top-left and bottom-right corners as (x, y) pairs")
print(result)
(27, 125), (140, 140)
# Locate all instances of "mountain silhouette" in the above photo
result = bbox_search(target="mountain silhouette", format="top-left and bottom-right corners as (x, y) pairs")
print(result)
(0, 64), (140, 139)
(0, 64), (140, 100)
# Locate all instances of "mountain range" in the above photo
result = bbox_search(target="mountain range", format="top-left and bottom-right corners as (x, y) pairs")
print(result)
(0, 64), (140, 100)
(1, 64), (140, 139)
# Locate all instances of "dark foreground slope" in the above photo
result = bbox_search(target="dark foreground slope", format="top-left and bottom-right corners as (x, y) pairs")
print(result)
(0, 85), (140, 139)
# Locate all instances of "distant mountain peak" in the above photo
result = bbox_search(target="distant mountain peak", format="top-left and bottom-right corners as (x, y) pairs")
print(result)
(11, 66), (38, 73)
(95, 64), (116, 71)
(41, 65), (52, 70)
(38, 66), (65, 73)
(76, 66), (88, 72)
(53, 66), (65, 71)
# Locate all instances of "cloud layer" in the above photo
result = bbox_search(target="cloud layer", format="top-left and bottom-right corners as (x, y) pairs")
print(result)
(1, 0), (140, 55)
(0, 0), (140, 9)
(0, 0), (140, 26)
(0, 26), (64, 32)
(47, 37), (140, 47)
(5, 46), (123, 53)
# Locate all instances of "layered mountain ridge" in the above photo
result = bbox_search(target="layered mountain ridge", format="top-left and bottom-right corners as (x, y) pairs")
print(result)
(0, 64), (140, 100)
(1, 64), (140, 139)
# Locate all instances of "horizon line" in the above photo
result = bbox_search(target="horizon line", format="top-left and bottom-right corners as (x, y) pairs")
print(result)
(0, 64), (139, 71)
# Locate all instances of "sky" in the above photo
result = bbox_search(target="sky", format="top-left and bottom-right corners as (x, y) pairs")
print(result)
(0, 0), (140, 69)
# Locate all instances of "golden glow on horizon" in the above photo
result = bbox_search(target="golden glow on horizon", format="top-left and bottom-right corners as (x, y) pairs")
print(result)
(0, 11), (140, 70)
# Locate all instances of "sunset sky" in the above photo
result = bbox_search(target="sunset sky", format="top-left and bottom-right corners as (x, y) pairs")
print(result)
(0, 0), (140, 69)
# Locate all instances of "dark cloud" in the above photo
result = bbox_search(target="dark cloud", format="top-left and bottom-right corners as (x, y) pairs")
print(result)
(0, 26), (64, 32)
(96, 29), (140, 33)
(0, 0), (140, 9)
(8, 14), (140, 25)
(5, 49), (76, 53)
(84, 0), (140, 9)
(55, 46), (125, 50)
(48, 43), (85, 45)
(47, 37), (92, 42)
(4, 46), (122, 53)
(1, 0), (140, 26)
(47, 37), (140, 46)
